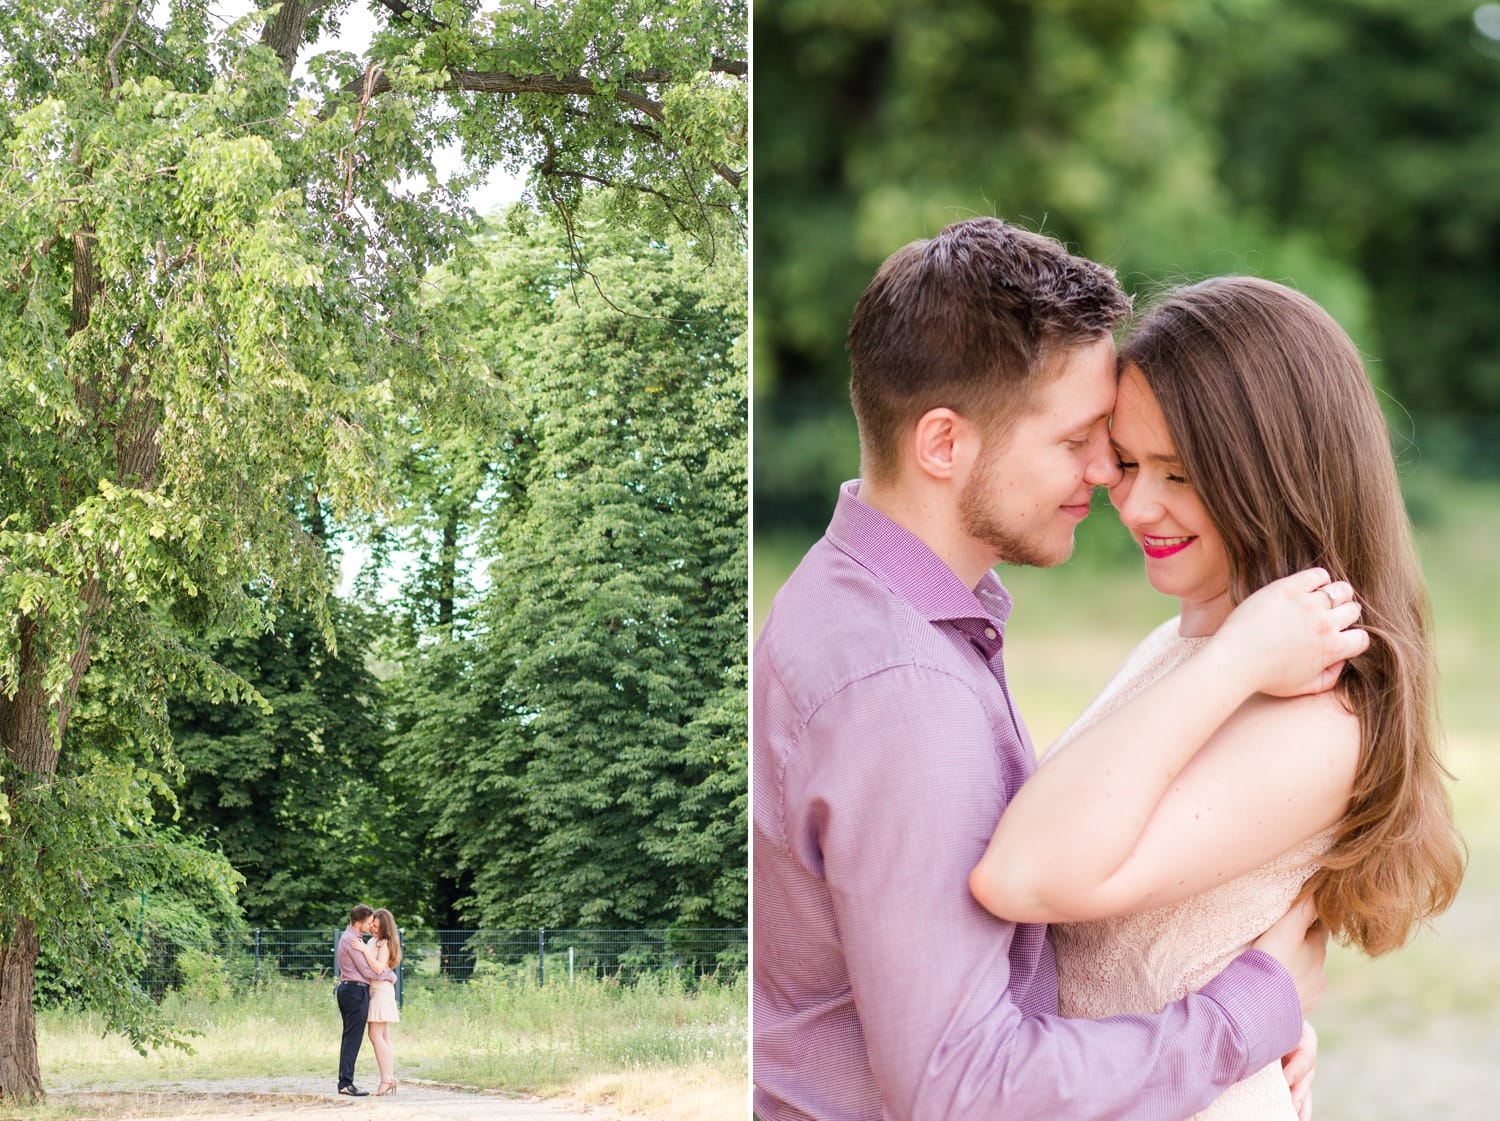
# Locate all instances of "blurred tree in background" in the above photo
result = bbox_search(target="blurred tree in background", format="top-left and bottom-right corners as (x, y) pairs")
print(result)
(754, 0), (1500, 537)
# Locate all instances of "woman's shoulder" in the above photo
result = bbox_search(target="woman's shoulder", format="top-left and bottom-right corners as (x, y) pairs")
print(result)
(1227, 688), (1362, 782)
(1240, 687), (1360, 736)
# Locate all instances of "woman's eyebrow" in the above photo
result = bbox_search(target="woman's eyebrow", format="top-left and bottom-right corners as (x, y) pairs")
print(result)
(1110, 438), (1182, 466)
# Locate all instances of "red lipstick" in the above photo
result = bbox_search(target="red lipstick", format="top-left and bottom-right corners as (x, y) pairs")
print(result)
(1142, 535), (1194, 559)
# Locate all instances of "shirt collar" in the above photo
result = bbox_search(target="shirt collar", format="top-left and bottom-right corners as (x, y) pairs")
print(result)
(825, 479), (1012, 629)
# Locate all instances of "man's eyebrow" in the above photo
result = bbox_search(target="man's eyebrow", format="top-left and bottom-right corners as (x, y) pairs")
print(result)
(1067, 410), (1110, 434)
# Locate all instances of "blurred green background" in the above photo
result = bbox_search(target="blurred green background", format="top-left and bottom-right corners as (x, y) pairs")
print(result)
(752, 1), (1500, 1116)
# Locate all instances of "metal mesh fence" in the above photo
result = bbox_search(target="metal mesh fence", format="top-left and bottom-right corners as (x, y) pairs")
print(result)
(139, 927), (747, 999)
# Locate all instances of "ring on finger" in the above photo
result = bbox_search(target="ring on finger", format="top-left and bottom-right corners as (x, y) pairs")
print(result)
(1321, 586), (1338, 609)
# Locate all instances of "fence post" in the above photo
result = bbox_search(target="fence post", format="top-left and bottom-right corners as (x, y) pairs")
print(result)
(568, 946), (574, 983)
(395, 924), (404, 1009)
(537, 928), (546, 987)
(254, 928), (261, 985)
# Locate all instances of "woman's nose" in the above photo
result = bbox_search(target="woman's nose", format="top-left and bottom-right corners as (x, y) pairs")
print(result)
(1110, 478), (1161, 528)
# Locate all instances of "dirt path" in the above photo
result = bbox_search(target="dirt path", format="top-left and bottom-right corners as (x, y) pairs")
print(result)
(39, 1079), (611, 1121)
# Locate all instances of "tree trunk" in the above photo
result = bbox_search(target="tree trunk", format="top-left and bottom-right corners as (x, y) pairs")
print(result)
(260, 0), (321, 76)
(0, 142), (162, 1102)
(0, 626), (69, 1103)
(0, 919), (43, 1105)
(439, 510), (459, 630)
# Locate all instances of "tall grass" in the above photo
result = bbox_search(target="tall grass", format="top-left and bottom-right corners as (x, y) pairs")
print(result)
(36, 970), (747, 1121)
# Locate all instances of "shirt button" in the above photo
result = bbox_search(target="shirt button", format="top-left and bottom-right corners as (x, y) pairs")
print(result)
(984, 627), (998, 640)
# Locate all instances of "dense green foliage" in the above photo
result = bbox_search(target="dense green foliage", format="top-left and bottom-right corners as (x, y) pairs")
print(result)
(169, 602), (419, 929)
(0, 0), (744, 1098)
(754, 0), (1500, 533)
(387, 202), (747, 930)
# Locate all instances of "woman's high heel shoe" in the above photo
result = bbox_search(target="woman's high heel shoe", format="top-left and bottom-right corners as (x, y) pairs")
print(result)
(375, 1080), (396, 1096)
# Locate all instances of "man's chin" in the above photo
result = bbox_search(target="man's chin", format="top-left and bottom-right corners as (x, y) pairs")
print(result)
(996, 533), (1076, 570)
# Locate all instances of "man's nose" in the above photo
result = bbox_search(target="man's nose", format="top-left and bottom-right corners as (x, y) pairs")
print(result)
(1084, 439), (1121, 488)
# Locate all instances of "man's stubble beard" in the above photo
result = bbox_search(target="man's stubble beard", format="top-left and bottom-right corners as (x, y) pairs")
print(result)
(957, 466), (1074, 571)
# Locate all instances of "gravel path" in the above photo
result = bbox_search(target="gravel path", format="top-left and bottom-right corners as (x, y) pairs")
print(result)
(41, 1078), (610, 1121)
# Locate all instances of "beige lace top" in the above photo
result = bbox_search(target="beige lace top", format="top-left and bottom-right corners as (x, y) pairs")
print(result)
(1048, 618), (1332, 1121)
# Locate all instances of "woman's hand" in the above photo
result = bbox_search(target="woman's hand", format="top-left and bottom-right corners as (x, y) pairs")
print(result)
(1211, 568), (1367, 697)
(1281, 1019), (1318, 1121)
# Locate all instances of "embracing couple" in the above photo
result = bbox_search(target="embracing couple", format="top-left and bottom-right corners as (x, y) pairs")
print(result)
(335, 903), (404, 1097)
(752, 218), (1464, 1120)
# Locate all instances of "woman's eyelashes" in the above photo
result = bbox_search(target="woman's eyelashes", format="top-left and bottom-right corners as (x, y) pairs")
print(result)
(1113, 454), (1190, 486)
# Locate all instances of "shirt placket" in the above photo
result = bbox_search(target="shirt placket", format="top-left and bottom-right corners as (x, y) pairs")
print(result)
(964, 619), (1032, 792)
(985, 630), (1024, 735)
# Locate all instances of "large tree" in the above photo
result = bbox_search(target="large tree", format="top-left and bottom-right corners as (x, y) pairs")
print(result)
(0, 0), (744, 1102)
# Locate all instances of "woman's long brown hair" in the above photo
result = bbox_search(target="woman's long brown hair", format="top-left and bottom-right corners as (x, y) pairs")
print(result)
(373, 908), (403, 969)
(1121, 277), (1465, 955)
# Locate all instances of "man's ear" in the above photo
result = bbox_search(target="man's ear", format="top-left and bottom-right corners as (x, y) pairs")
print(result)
(910, 407), (981, 483)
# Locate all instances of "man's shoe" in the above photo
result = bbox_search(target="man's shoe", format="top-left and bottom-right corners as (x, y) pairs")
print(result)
(338, 1085), (369, 1097)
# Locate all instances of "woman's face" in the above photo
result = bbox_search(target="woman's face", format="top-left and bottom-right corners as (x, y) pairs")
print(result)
(1108, 364), (1233, 634)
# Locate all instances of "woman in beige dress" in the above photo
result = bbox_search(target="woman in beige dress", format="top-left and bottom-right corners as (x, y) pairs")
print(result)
(355, 908), (403, 1096)
(970, 277), (1465, 1120)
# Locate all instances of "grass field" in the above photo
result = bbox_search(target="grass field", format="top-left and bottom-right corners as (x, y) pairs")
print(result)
(755, 472), (1500, 1121)
(32, 971), (746, 1121)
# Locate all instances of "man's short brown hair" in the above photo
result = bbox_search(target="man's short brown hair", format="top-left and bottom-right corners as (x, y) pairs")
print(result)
(350, 904), (375, 924)
(848, 217), (1130, 481)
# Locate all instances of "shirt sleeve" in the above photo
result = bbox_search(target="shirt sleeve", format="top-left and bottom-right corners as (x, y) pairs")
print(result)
(790, 665), (1302, 1121)
(340, 932), (384, 983)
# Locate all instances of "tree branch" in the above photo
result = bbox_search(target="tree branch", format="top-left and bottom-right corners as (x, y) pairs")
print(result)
(350, 59), (746, 109)
(340, 66), (382, 216)
(344, 61), (747, 188)
(104, 2), (139, 93)
(374, 0), (445, 32)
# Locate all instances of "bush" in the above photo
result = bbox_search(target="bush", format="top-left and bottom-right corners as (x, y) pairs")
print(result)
(173, 949), (232, 1005)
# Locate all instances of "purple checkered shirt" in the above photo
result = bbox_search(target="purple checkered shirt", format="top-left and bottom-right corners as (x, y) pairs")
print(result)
(337, 926), (386, 984)
(752, 481), (1302, 1121)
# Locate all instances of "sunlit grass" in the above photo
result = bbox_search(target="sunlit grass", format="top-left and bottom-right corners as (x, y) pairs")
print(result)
(36, 971), (746, 1120)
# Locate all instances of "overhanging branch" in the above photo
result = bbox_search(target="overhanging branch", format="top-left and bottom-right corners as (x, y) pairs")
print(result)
(264, 0), (745, 192)
(344, 61), (745, 188)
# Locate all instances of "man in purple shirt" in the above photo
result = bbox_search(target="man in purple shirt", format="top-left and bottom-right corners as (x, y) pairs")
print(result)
(753, 218), (1366, 1121)
(335, 902), (396, 1096)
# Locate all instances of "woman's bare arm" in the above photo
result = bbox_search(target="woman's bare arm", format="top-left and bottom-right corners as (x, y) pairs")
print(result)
(971, 571), (1365, 923)
(972, 691), (1358, 922)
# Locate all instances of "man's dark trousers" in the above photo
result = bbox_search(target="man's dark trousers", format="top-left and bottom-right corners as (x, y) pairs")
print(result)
(336, 981), (369, 1088)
